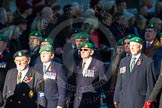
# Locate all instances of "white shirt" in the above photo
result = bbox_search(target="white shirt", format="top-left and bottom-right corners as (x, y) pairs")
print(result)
(18, 66), (29, 82)
(146, 41), (153, 46)
(82, 57), (92, 76)
(131, 53), (141, 64)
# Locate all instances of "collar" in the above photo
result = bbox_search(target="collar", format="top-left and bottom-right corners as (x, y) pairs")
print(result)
(132, 53), (141, 60)
(43, 61), (51, 70)
(146, 40), (153, 45)
(83, 57), (92, 63)
(17, 65), (29, 73)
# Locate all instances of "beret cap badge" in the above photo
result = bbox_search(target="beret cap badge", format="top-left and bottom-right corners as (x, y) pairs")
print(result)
(18, 52), (22, 56)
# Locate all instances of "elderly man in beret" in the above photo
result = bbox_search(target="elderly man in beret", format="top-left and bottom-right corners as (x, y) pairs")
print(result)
(144, 23), (160, 57)
(114, 37), (156, 108)
(28, 30), (42, 66)
(122, 34), (135, 56)
(34, 45), (67, 108)
(74, 32), (101, 65)
(69, 42), (108, 108)
(34, 37), (62, 65)
(144, 23), (161, 78)
(2, 50), (44, 108)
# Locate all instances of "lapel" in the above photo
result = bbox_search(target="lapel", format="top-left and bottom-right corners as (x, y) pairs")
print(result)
(130, 54), (143, 74)
(9, 69), (19, 93)
(22, 68), (33, 83)
(47, 61), (55, 72)
(126, 56), (131, 76)
(77, 58), (96, 87)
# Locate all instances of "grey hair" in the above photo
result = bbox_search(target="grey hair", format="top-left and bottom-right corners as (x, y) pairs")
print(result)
(41, 7), (52, 18)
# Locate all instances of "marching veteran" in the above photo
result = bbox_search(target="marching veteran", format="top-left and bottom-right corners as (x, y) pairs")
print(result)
(2, 50), (44, 108)
(143, 60), (162, 108)
(34, 45), (67, 108)
(70, 42), (108, 108)
(113, 37), (156, 108)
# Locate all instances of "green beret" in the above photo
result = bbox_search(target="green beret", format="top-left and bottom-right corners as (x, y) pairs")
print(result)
(39, 45), (54, 53)
(117, 38), (123, 46)
(29, 31), (42, 37)
(0, 34), (7, 42)
(123, 34), (136, 40)
(70, 28), (81, 35)
(41, 38), (54, 45)
(160, 32), (162, 38)
(145, 23), (156, 30)
(80, 42), (94, 49)
(129, 37), (143, 44)
(13, 50), (30, 59)
(75, 32), (89, 39)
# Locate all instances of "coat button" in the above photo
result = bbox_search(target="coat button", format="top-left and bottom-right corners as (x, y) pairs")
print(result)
(18, 101), (21, 104)
(10, 99), (13, 102)
(78, 97), (81, 100)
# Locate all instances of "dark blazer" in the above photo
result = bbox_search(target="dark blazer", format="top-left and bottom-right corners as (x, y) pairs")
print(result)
(148, 60), (162, 108)
(34, 61), (67, 108)
(2, 67), (44, 108)
(114, 54), (156, 108)
(71, 58), (108, 108)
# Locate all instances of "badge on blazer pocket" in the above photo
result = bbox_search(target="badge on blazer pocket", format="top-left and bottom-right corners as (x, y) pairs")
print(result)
(120, 66), (126, 74)
(29, 89), (34, 99)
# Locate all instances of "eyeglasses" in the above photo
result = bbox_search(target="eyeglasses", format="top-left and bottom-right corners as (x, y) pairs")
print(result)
(123, 42), (129, 45)
(80, 49), (90, 51)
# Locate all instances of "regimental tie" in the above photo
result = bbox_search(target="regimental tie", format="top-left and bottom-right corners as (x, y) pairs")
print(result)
(130, 57), (136, 72)
(82, 62), (86, 71)
(17, 71), (22, 84)
(146, 42), (150, 49)
(43, 65), (46, 73)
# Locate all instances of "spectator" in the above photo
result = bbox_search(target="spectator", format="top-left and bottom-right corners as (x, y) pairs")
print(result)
(0, 8), (8, 30)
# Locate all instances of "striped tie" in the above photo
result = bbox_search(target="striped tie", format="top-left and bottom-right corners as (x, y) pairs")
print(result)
(130, 57), (136, 72)
(17, 72), (22, 84)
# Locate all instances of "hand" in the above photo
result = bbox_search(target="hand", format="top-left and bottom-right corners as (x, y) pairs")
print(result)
(57, 106), (63, 108)
(114, 102), (119, 108)
(143, 100), (153, 108)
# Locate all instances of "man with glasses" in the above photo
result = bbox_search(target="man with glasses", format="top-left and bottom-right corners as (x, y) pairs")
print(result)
(113, 37), (156, 108)
(74, 32), (101, 65)
(70, 42), (108, 108)
(123, 34), (135, 56)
